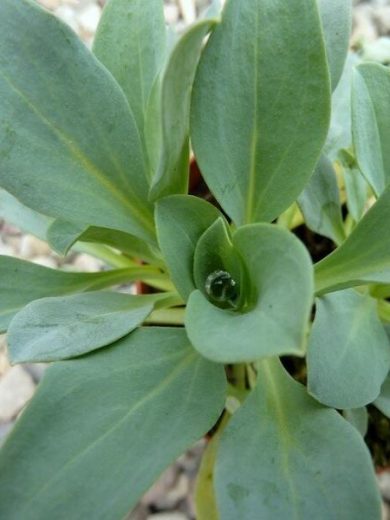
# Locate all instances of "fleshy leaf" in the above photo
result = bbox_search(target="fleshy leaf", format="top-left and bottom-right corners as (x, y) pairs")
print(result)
(93, 0), (166, 140)
(191, 0), (330, 225)
(298, 155), (345, 245)
(352, 63), (390, 196)
(149, 20), (216, 199)
(47, 219), (161, 264)
(0, 328), (226, 519)
(315, 184), (390, 294)
(318, 0), (352, 91)
(0, 255), (156, 332)
(155, 195), (221, 299)
(215, 358), (381, 520)
(307, 289), (390, 409)
(0, 0), (154, 243)
(343, 408), (369, 437)
(186, 224), (313, 363)
(7, 292), (159, 363)
(0, 189), (52, 241)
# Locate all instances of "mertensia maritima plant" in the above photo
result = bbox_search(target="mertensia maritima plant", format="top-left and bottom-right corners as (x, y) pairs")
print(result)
(0, 0), (390, 518)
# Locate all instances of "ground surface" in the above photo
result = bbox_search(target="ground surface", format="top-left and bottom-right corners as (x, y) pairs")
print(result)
(1, 1), (390, 519)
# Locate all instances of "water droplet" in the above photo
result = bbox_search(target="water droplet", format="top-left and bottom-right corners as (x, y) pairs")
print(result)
(205, 270), (238, 306)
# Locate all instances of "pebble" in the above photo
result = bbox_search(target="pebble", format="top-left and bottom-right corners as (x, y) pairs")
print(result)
(78, 3), (102, 33)
(19, 234), (51, 258)
(0, 366), (35, 423)
(32, 255), (58, 269)
(147, 513), (189, 520)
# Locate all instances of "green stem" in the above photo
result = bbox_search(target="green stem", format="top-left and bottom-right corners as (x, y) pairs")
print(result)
(145, 308), (185, 325)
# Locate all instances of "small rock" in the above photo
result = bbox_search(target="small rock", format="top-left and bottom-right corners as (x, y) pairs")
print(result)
(164, 4), (180, 25)
(0, 421), (14, 447)
(142, 466), (177, 506)
(0, 366), (35, 423)
(32, 255), (58, 269)
(55, 5), (80, 32)
(38, 0), (61, 9)
(379, 471), (390, 502)
(375, 7), (390, 35)
(178, 0), (196, 24)
(0, 238), (15, 257)
(72, 253), (103, 272)
(78, 3), (102, 33)
(19, 235), (51, 259)
(147, 513), (189, 520)
(352, 5), (378, 47)
(0, 336), (10, 377)
(24, 364), (47, 384)
(160, 473), (189, 509)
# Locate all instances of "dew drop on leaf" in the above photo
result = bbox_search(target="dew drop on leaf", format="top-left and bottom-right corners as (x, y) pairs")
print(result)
(205, 270), (238, 305)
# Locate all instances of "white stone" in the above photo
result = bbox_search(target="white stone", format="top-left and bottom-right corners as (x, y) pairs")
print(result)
(178, 0), (196, 24)
(78, 3), (102, 33)
(72, 253), (103, 272)
(32, 255), (58, 269)
(147, 514), (188, 520)
(55, 5), (80, 33)
(0, 366), (35, 423)
(164, 4), (180, 25)
(19, 235), (51, 259)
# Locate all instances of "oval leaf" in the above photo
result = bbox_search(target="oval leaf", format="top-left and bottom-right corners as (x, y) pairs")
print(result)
(185, 224), (313, 363)
(215, 358), (381, 520)
(0, 255), (155, 332)
(0, 0), (154, 243)
(93, 0), (166, 140)
(191, 0), (331, 225)
(155, 195), (221, 300)
(298, 155), (345, 245)
(0, 328), (226, 520)
(352, 63), (390, 196)
(307, 289), (390, 409)
(149, 20), (216, 199)
(315, 183), (390, 294)
(7, 292), (157, 363)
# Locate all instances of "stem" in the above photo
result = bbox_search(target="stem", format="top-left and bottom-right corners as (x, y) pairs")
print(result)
(144, 308), (185, 325)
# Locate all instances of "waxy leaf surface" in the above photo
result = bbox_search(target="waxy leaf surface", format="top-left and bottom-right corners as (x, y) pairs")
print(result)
(298, 155), (345, 244)
(7, 292), (157, 363)
(315, 184), (390, 294)
(307, 289), (390, 409)
(155, 195), (221, 299)
(0, 328), (226, 520)
(150, 20), (215, 199)
(318, 0), (352, 91)
(0, 256), (151, 332)
(352, 63), (390, 196)
(215, 359), (381, 520)
(186, 224), (313, 363)
(0, 0), (154, 243)
(93, 0), (166, 140)
(191, 0), (330, 225)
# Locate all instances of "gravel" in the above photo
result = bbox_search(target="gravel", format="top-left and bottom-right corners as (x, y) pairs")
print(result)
(1, 1), (390, 518)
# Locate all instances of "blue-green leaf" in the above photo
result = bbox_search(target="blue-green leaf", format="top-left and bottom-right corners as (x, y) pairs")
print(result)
(93, 0), (166, 141)
(352, 63), (390, 196)
(191, 0), (331, 225)
(186, 224), (313, 363)
(7, 292), (159, 363)
(315, 184), (390, 294)
(307, 289), (390, 409)
(318, 0), (352, 91)
(215, 358), (381, 520)
(298, 155), (345, 244)
(155, 195), (221, 300)
(0, 255), (159, 332)
(149, 20), (216, 200)
(0, 328), (226, 520)
(0, 0), (154, 243)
